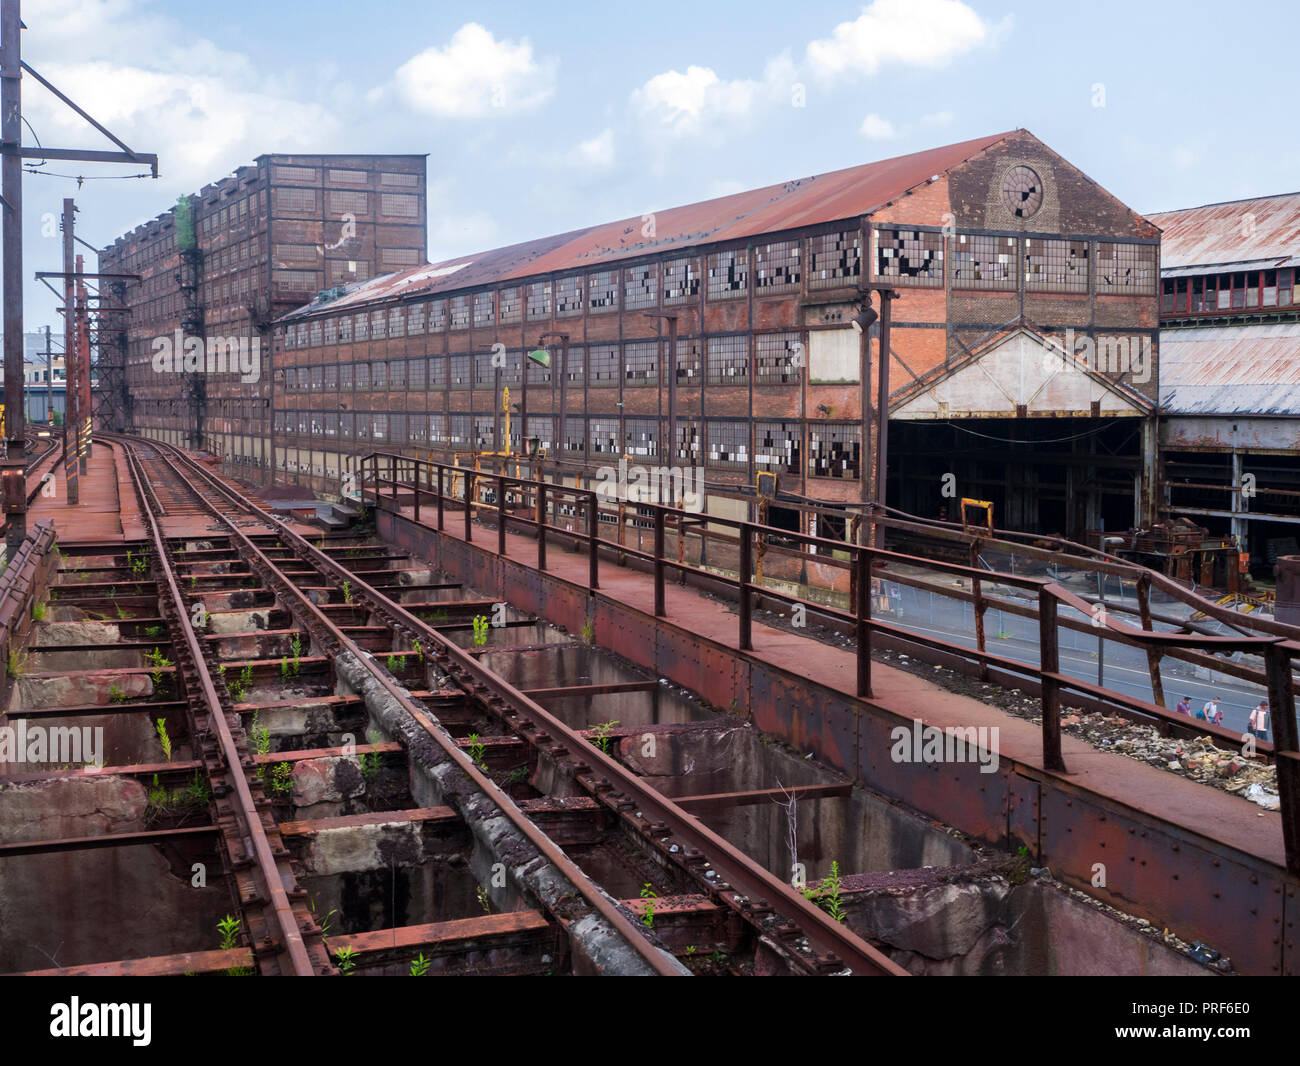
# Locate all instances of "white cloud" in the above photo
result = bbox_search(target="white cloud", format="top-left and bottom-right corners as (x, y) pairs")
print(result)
(387, 24), (556, 119)
(630, 65), (759, 138)
(22, 4), (341, 191)
(806, 0), (994, 80)
(573, 129), (615, 170)
(860, 114), (897, 139)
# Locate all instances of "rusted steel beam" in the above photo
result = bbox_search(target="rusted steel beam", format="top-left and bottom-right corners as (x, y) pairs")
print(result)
(0, 759), (202, 785)
(523, 681), (658, 699)
(18, 948), (253, 977)
(1038, 587), (1066, 773)
(279, 807), (458, 838)
(0, 824), (216, 857)
(330, 911), (551, 957)
(251, 740), (400, 765)
(673, 782), (852, 811)
(1265, 644), (1300, 876)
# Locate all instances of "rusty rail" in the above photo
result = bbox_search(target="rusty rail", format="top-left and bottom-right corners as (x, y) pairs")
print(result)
(117, 439), (322, 976)
(363, 450), (1300, 876)
(144, 439), (906, 975)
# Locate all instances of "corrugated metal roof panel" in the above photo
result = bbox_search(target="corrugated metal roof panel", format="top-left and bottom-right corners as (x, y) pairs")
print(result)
(1159, 322), (1300, 415)
(283, 131), (1018, 321)
(1150, 192), (1300, 270)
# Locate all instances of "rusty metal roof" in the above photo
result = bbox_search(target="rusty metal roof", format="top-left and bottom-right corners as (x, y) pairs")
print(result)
(1150, 192), (1300, 271)
(282, 130), (1019, 320)
(1160, 322), (1300, 415)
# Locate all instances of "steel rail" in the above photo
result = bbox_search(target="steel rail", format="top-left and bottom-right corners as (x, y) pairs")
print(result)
(116, 439), (319, 976)
(109, 435), (685, 977)
(148, 438), (907, 976)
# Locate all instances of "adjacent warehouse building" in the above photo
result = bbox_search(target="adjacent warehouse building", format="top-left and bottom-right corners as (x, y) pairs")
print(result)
(1151, 191), (1300, 570)
(98, 153), (428, 464)
(261, 129), (1161, 540)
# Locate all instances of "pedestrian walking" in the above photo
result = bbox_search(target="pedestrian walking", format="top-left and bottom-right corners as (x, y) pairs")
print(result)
(1175, 696), (1192, 716)
(1249, 701), (1269, 740)
(1203, 697), (1223, 726)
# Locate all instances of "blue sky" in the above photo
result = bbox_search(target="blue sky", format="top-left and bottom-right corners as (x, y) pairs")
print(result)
(14, 0), (1298, 331)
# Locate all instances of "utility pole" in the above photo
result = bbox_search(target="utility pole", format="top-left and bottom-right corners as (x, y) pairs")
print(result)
(75, 251), (89, 471)
(62, 199), (77, 503)
(43, 324), (50, 425)
(1, 0), (26, 555)
(0, 0), (157, 553)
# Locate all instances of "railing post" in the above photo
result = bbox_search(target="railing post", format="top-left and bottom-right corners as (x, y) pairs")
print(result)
(391, 454), (397, 503)
(498, 475), (507, 555)
(739, 522), (752, 651)
(537, 483), (547, 571)
(414, 459), (421, 522)
(1265, 643), (1300, 875)
(856, 548), (872, 698)
(464, 470), (474, 544)
(587, 490), (599, 590)
(1137, 573), (1167, 710)
(1038, 587), (1066, 772)
(653, 508), (665, 617)
(436, 465), (444, 531)
(970, 539), (988, 682)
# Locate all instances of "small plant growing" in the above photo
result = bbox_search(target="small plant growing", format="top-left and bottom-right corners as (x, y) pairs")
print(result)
(409, 953), (431, 976)
(640, 884), (658, 929)
(217, 914), (241, 951)
(386, 652), (405, 673)
(476, 885), (491, 914)
(591, 720), (619, 754)
(146, 647), (173, 695)
(341, 580), (354, 605)
(280, 656), (289, 679)
(155, 718), (173, 762)
(802, 860), (847, 923)
(270, 761), (294, 795)
(6, 648), (27, 678)
(359, 730), (383, 780)
(145, 624), (164, 639)
(412, 639), (423, 662)
(108, 683), (128, 704)
(580, 619), (594, 645)
(289, 633), (302, 675)
(466, 732), (486, 769)
(32, 601), (46, 622)
(471, 615), (489, 646)
(115, 604), (130, 621)
(334, 946), (357, 976)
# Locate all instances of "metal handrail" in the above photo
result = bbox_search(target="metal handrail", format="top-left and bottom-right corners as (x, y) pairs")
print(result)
(361, 449), (1300, 874)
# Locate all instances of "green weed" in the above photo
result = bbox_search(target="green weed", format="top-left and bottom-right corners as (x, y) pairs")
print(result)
(591, 720), (619, 754)
(409, 953), (431, 976)
(471, 615), (489, 646)
(466, 732), (486, 769)
(155, 718), (173, 762)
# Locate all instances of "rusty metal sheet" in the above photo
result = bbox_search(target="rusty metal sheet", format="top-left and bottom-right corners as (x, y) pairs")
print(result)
(1160, 322), (1300, 415)
(1036, 782), (1288, 975)
(1151, 192), (1300, 270)
(280, 132), (1016, 323)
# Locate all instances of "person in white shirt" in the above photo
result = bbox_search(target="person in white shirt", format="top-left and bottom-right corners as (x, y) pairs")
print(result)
(1203, 697), (1223, 726)
(1249, 701), (1269, 740)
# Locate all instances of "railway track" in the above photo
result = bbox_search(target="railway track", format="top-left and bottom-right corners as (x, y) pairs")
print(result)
(0, 433), (909, 975)
(113, 435), (905, 975)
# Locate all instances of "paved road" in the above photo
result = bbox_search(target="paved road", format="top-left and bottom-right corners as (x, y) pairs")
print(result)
(881, 579), (1282, 743)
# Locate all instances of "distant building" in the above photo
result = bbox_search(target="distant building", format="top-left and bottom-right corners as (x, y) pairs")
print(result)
(99, 153), (428, 454)
(1150, 192), (1300, 566)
